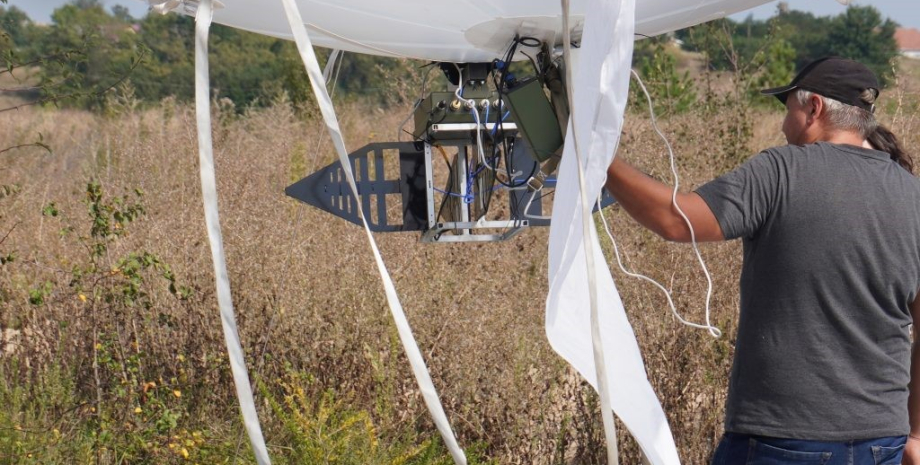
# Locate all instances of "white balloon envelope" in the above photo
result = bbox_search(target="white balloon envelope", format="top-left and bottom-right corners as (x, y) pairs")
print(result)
(180, 0), (775, 62)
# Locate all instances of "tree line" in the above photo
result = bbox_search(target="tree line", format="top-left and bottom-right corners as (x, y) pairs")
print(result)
(675, 5), (899, 85)
(1, 0), (417, 111)
(0, 0), (902, 112)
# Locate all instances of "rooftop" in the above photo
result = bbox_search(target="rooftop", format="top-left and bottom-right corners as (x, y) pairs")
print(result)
(896, 28), (920, 51)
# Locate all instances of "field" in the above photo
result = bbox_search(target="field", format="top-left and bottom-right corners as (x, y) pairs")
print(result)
(1, 58), (919, 464)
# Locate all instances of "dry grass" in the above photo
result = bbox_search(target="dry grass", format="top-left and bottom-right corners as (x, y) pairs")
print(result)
(0, 60), (918, 464)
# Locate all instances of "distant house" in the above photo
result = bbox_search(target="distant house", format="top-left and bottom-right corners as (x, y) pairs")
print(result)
(895, 28), (920, 59)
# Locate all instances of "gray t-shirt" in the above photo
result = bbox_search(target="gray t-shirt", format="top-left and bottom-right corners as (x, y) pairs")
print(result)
(696, 142), (920, 440)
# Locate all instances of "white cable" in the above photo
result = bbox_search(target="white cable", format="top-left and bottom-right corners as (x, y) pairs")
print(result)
(598, 199), (719, 335)
(561, 1), (619, 464)
(451, 64), (522, 183)
(452, 65), (488, 165)
(193, 1), (272, 463)
(624, 69), (721, 338)
(523, 189), (552, 220)
(279, 1), (467, 464)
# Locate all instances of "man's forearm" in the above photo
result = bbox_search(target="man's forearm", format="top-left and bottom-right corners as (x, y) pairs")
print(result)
(604, 157), (723, 242)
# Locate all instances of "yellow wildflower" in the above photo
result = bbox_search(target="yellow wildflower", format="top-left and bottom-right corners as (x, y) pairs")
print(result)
(173, 390), (182, 398)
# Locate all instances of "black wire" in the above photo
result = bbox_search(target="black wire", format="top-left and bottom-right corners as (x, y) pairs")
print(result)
(493, 36), (544, 191)
(490, 37), (524, 189)
(513, 186), (556, 221)
(518, 37), (542, 47)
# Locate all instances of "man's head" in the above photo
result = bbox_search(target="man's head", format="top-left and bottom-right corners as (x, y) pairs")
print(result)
(761, 57), (880, 145)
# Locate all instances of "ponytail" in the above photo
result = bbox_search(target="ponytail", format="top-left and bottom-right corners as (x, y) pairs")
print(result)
(867, 124), (913, 173)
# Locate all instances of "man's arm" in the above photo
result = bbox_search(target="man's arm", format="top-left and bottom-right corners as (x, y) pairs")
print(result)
(905, 294), (920, 463)
(605, 157), (724, 243)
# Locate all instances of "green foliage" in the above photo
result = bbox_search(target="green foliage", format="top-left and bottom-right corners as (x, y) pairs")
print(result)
(264, 369), (494, 465)
(749, 38), (796, 104)
(2, 2), (433, 112)
(679, 5), (898, 87)
(0, 5), (30, 48)
(41, 202), (59, 218)
(0, 356), (226, 464)
(771, 10), (834, 69)
(4, 180), (209, 462)
(28, 281), (53, 306)
(0, 362), (94, 463)
(0, 182), (17, 271)
(83, 180), (144, 259)
(630, 40), (697, 116)
(206, 24), (305, 108)
(33, 1), (143, 110)
(824, 6), (899, 85)
(677, 18), (768, 71)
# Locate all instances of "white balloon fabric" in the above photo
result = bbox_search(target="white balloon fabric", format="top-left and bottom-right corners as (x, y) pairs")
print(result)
(146, 0), (774, 63)
(546, 0), (681, 463)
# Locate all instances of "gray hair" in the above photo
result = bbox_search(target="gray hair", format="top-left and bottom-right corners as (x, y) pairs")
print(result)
(794, 89), (878, 138)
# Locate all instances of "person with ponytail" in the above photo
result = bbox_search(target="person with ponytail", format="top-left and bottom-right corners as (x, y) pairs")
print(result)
(604, 57), (920, 464)
(868, 124), (913, 172)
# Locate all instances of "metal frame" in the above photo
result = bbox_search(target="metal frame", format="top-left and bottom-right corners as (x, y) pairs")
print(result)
(285, 138), (614, 243)
(420, 141), (529, 243)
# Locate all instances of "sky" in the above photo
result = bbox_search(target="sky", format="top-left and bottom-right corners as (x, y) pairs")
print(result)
(7, 0), (920, 29)
(727, 0), (919, 29)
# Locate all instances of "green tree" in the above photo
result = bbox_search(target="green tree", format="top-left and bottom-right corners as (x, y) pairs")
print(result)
(0, 5), (30, 48)
(206, 24), (296, 106)
(35, 0), (143, 109)
(771, 10), (833, 69)
(130, 13), (195, 102)
(630, 41), (697, 117)
(750, 38), (796, 105)
(824, 5), (898, 85)
(111, 5), (134, 23)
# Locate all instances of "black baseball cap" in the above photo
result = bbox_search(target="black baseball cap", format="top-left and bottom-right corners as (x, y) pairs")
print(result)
(760, 57), (879, 113)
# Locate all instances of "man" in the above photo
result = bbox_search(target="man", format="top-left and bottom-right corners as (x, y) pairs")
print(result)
(604, 57), (920, 464)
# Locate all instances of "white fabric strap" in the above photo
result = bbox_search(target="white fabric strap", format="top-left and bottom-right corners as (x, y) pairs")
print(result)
(194, 1), (272, 464)
(323, 49), (341, 82)
(278, 1), (467, 464)
(560, 1), (618, 463)
(546, 0), (681, 463)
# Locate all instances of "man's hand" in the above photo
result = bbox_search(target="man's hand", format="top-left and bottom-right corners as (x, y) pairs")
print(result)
(902, 436), (920, 464)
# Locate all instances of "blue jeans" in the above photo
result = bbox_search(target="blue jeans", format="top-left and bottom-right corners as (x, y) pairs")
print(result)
(710, 433), (907, 465)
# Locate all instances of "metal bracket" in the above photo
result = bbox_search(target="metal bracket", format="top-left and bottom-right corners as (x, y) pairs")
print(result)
(285, 140), (616, 243)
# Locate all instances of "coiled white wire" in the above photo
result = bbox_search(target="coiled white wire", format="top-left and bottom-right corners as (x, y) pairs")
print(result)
(600, 69), (721, 338)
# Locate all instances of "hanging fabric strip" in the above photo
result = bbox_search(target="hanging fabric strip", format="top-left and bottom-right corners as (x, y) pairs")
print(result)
(278, 1), (467, 464)
(194, 1), (272, 464)
(545, 0), (682, 463)
(323, 49), (342, 82)
(560, 1), (619, 463)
